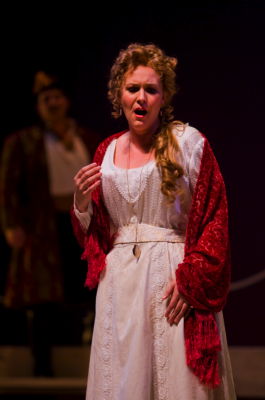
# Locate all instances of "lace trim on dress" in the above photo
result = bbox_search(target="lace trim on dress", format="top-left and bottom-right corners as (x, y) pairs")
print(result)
(101, 258), (114, 399)
(151, 246), (169, 400)
(108, 139), (156, 203)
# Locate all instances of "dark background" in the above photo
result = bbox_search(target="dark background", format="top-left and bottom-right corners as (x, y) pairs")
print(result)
(1, 1), (265, 346)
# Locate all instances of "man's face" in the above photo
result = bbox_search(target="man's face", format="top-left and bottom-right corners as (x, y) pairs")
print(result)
(36, 88), (69, 124)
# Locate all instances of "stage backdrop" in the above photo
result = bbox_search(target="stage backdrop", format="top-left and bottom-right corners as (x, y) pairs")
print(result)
(1, 1), (264, 349)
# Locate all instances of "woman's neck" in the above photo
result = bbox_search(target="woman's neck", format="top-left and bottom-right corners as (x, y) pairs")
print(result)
(128, 124), (160, 152)
(128, 133), (153, 152)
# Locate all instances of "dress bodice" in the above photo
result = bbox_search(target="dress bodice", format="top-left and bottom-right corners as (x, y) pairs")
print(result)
(101, 126), (204, 235)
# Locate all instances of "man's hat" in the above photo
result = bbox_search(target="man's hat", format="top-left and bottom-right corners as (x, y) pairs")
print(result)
(32, 70), (67, 96)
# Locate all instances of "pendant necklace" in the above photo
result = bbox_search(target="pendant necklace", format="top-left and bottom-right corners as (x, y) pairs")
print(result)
(126, 135), (153, 260)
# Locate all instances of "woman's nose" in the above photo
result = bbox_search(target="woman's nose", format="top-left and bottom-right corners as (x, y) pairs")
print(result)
(137, 88), (146, 103)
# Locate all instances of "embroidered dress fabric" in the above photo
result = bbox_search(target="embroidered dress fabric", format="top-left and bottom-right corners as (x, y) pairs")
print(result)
(74, 126), (236, 400)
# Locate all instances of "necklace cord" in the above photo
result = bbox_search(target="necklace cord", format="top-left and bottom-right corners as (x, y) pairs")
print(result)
(126, 136), (154, 258)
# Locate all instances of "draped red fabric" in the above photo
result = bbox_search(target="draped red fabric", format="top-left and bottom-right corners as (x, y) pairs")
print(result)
(70, 131), (231, 387)
(176, 138), (231, 387)
(70, 131), (125, 287)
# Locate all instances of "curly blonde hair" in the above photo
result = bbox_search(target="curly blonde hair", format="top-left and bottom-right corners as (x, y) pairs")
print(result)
(108, 43), (184, 203)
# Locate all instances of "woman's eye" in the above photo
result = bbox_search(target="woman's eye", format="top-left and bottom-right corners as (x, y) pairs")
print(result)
(146, 87), (157, 94)
(127, 86), (139, 93)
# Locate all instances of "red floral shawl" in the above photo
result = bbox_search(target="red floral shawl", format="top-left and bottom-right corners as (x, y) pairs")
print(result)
(71, 130), (231, 387)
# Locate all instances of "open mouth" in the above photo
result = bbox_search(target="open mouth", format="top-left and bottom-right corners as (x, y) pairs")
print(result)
(134, 109), (147, 116)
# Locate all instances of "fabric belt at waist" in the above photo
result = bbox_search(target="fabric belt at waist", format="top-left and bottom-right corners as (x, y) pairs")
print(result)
(114, 223), (185, 245)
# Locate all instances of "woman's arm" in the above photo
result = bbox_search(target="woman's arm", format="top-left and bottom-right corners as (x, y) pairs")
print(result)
(176, 137), (230, 312)
(175, 135), (231, 387)
(71, 162), (101, 247)
(74, 162), (102, 212)
(162, 129), (205, 325)
(73, 197), (93, 232)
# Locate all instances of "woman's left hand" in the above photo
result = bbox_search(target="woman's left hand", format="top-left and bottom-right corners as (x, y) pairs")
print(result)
(162, 279), (191, 326)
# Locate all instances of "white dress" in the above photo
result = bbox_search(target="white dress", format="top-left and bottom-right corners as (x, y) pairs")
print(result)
(75, 125), (236, 400)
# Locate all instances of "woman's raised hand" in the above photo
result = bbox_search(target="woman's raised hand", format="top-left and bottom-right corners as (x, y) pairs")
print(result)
(74, 163), (102, 212)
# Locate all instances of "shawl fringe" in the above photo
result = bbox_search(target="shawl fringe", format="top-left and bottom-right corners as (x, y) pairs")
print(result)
(185, 310), (221, 387)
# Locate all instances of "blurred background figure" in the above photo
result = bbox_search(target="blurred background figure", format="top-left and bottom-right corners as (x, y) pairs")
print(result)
(0, 70), (99, 377)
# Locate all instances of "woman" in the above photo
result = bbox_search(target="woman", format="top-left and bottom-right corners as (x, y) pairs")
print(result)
(72, 43), (236, 399)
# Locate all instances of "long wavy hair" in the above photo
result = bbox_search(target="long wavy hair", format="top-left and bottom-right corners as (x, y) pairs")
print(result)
(108, 43), (184, 203)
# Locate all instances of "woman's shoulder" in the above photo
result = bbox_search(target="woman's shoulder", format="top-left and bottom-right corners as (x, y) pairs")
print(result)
(99, 130), (126, 147)
(93, 130), (127, 163)
(172, 122), (204, 147)
(172, 122), (205, 164)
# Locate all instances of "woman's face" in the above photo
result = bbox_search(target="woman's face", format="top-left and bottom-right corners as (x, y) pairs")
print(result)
(120, 65), (164, 136)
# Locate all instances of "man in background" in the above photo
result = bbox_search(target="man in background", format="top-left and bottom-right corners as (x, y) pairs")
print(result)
(0, 70), (99, 376)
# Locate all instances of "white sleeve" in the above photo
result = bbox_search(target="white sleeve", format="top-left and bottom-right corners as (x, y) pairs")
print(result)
(187, 136), (205, 194)
(73, 196), (93, 231)
(173, 124), (205, 194)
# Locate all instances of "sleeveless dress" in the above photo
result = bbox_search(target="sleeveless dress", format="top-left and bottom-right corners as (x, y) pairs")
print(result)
(75, 126), (236, 400)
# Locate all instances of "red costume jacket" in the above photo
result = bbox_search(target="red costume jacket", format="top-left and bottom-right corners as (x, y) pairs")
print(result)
(71, 130), (231, 387)
(1, 122), (100, 308)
